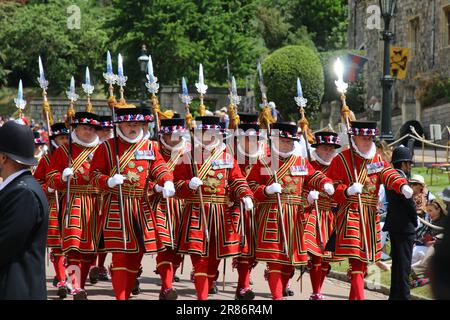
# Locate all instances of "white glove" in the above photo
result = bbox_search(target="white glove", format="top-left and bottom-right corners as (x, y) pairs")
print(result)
(62, 168), (73, 182)
(242, 197), (254, 211)
(401, 185), (413, 199)
(47, 187), (55, 193)
(346, 182), (363, 196)
(188, 177), (203, 190)
(307, 190), (320, 204)
(323, 183), (335, 196)
(155, 185), (163, 193)
(162, 181), (175, 198)
(107, 174), (125, 188)
(266, 183), (282, 195)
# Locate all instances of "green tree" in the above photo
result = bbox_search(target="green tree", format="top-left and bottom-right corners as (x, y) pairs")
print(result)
(255, 4), (316, 53)
(107, 0), (262, 98)
(0, 0), (112, 93)
(256, 0), (348, 52)
(256, 45), (324, 121)
(285, 0), (348, 51)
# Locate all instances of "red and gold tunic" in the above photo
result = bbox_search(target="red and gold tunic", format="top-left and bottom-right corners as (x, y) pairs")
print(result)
(302, 159), (342, 261)
(90, 137), (172, 253)
(173, 143), (253, 258)
(47, 143), (100, 254)
(228, 142), (266, 258)
(34, 152), (62, 248)
(247, 154), (331, 266)
(149, 145), (187, 249)
(326, 148), (408, 263)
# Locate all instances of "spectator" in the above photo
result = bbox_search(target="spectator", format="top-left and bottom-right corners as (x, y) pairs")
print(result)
(410, 174), (435, 217)
(367, 96), (381, 120)
(438, 187), (450, 214)
(411, 200), (447, 282)
(0, 121), (49, 299)
(431, 188), (450, 298)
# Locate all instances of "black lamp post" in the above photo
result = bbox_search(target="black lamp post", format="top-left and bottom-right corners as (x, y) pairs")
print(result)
(379, 0), (397, 141)
(137, 44), (149, 108)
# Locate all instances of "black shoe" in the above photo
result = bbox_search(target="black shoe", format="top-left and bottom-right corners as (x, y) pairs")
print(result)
(98, 266), (109, 281)
(235, 288), (255, 300)
(56, 281), (68, 299)
(89, 267), (99, 284)
(52, 276), (59, 287)
(209, 283), (218, 295)
(72, 289), (88, 300)
(283, 287), (294, 297)
(173, 275), (180, 283)
(159, 288), (178, 300)
(132, 279), (141, 295)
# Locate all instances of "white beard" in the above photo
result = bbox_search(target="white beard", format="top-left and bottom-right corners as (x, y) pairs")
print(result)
(117, 127), (143, 144)
(351, 137), (376, 159)
(72, 130), (99, 148)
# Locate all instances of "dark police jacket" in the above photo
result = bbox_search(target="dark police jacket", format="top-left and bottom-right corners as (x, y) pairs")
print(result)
(0, 171), (48, 299)
(383, 169), (418, 234)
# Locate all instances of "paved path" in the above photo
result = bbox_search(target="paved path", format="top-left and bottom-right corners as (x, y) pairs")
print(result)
(46, 254), (387, 300)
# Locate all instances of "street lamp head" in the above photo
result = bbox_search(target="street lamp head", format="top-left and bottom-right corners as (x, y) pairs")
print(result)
(138, 44), (149, 73)
(379, 0), (397, 17)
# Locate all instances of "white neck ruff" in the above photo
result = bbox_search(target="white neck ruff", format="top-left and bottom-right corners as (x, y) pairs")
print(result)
(350, 137), (376, 159)
(72, 130), (99, 148)
(272, 143), (294, 158)
(160, 136), (187, 152)
(117, 127), (143, 144)
(193, 133), (222, 151)
(311, 149), (335, 166)
(51, 140), (59, 150)
(143, 131), (151, 140)
(237, 141), (262, 160)
(34, 146), (45, 159)
(101, 132), (114, 143)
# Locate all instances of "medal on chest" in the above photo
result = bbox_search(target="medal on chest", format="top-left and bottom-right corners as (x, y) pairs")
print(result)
(134, 150), (155, 160)
(366, 161), (384, 175)
(290, 165), (308, 176)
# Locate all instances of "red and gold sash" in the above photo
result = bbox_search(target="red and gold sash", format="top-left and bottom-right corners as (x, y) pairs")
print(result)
(110, 139), (147, 176)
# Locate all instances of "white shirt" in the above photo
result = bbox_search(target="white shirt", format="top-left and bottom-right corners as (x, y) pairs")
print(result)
(0, 169), (30, 192)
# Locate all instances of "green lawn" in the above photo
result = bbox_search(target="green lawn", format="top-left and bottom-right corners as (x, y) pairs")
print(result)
(411, 167), (449, 197)
(329, 257), (433, 299)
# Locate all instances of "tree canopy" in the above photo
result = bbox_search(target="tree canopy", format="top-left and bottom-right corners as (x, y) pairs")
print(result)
(257, 45), (324, 121)
(0, 0), (350, 108)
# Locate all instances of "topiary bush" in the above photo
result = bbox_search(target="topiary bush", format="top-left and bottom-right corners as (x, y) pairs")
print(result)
(255, 45), (324, 121)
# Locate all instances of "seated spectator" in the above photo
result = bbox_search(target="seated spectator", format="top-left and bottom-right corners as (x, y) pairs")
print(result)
(411, 200), (447, 283)
(438, 187), (450, 215)
(431, 188), (450, 298)
(410, 174), (435, 217)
